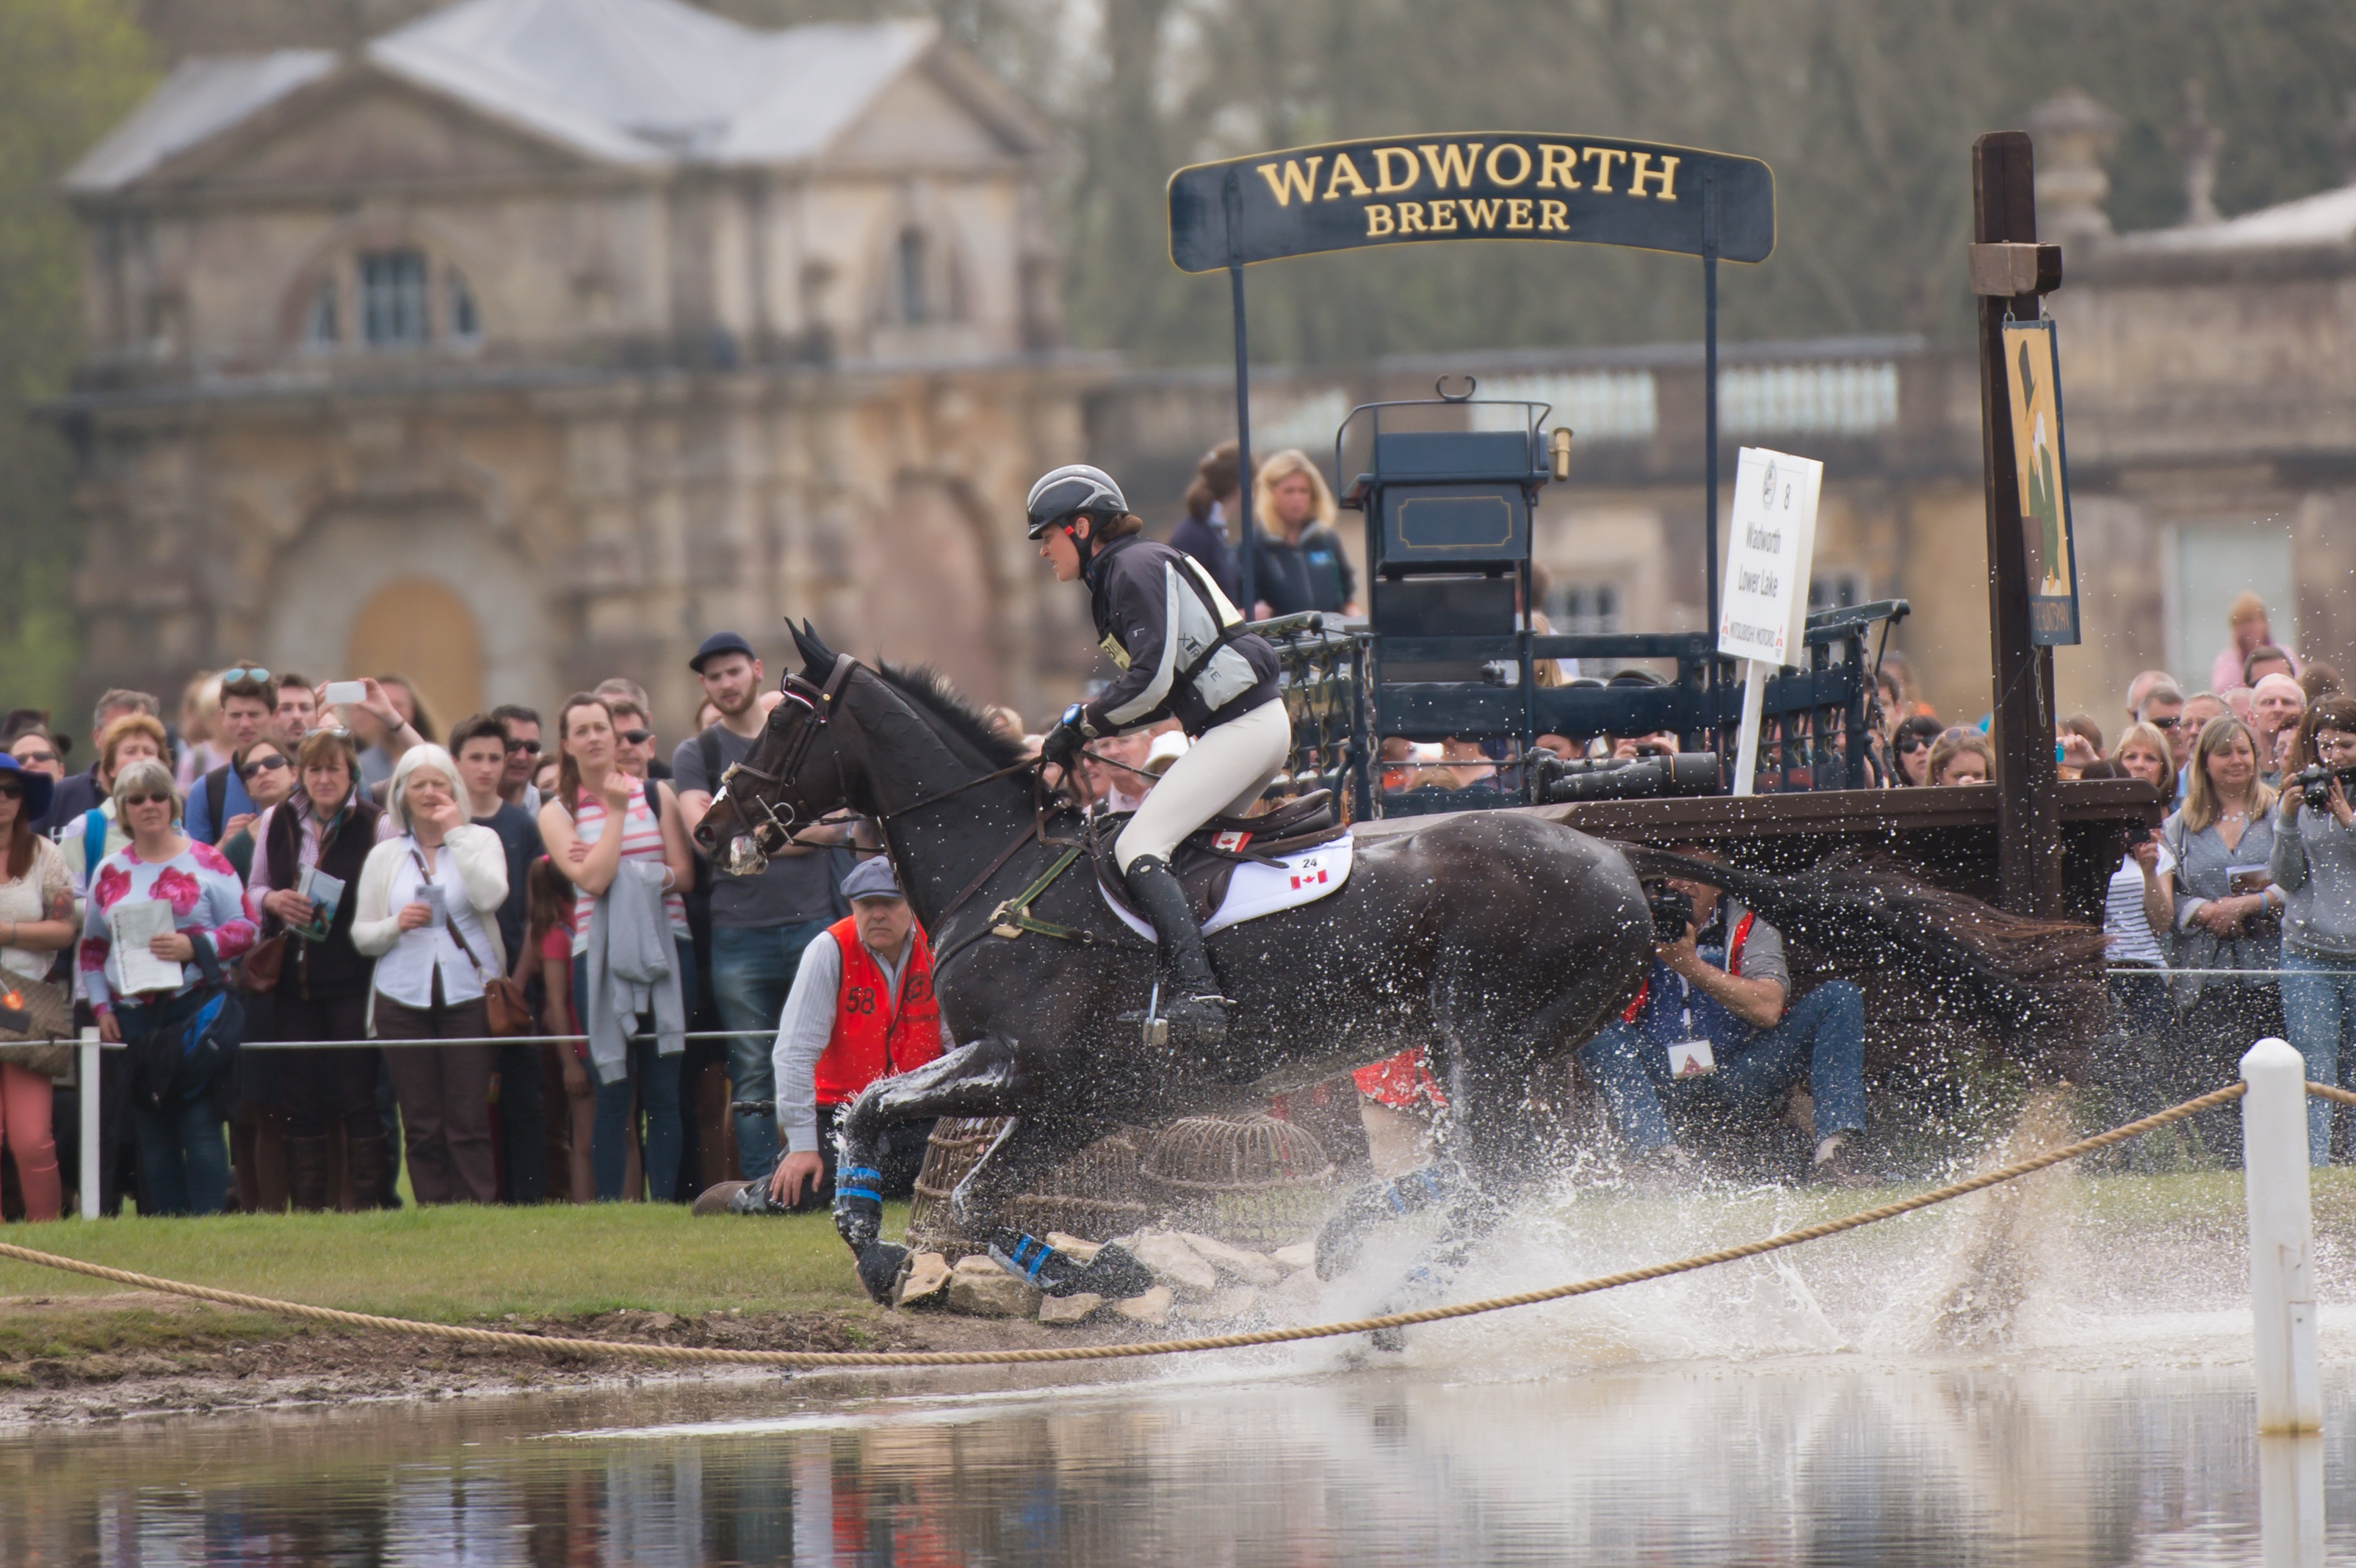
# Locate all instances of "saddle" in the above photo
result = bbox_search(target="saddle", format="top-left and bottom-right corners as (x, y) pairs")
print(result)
(1088, 789), (1345, 928)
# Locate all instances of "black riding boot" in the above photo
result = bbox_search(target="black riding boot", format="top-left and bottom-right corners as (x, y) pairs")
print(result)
(1122, 854), (1229, 1050)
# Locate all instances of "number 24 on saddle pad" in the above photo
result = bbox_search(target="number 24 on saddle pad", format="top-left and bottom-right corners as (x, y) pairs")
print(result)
(1096, 832), (1355, 940)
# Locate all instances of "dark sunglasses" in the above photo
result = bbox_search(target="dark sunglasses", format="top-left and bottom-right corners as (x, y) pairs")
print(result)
(12, 748), (57, 765)
(1895, 737), (1931, 754)
(120, 791), (173, 809)
(504, 738), (543, 756)
(618, 729), (653, 747)
(238, 754), (290, 780)
(0, 780), (23, 800)
(2146, 715), (2180, 729)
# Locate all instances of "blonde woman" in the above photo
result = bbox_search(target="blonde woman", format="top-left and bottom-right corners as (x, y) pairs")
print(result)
(1925, 729), (1995, 787)
(2163, 715), (2284, 1148)
(1251, 448), (1358, 618)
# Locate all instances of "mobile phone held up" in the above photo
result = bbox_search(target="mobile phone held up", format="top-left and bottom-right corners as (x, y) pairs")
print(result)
(322, 680), (367, 707)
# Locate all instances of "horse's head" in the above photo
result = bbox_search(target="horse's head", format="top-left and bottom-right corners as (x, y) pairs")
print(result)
(693, 621), (861, 876)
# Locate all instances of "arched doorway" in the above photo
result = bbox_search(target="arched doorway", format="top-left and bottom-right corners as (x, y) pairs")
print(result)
(347, 577), (484, 737)
(848, 480), (1006, 704)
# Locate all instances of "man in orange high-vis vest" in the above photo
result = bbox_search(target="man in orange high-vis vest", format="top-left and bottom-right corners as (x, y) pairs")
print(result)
(757, 856), (949, 1213)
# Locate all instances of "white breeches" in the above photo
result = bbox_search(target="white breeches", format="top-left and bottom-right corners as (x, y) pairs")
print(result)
(1112, 699), (1292, 873)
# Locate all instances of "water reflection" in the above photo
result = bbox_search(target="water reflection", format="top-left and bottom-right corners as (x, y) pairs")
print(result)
(1, 1365), (2350, 1566)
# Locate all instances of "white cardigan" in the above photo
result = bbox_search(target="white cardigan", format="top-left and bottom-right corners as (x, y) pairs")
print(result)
(350, 825), (511, 978)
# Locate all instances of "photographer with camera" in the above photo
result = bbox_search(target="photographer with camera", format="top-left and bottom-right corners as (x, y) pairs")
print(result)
(1578, 847), (1871, 1185)
(2271, 693), (2356, 1164)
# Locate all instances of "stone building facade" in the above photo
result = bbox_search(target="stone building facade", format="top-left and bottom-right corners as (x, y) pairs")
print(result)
(59, 0), (1107, 734)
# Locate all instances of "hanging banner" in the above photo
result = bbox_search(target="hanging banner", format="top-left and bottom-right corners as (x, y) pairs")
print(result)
(1168, 133), (1774, 273)
(2002, 318), (2081, 646)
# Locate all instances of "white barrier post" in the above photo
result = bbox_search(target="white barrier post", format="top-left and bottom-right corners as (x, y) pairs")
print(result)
(78, 1027), (101, 1220)
(2241, 1037), (2321, 1434)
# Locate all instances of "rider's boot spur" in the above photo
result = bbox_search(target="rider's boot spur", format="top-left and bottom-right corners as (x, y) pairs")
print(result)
(1120, 853), (1230, 1052)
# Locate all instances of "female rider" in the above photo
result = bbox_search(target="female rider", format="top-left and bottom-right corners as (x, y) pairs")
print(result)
(1028, 463), (1287, 1049)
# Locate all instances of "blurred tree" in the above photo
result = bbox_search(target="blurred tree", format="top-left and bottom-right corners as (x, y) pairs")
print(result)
(0, 0), (155, 734)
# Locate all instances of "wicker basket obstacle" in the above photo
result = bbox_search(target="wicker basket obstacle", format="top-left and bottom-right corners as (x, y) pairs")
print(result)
(904, 1118), (1154, 1255)
(1138, 1114), (1336, 1251)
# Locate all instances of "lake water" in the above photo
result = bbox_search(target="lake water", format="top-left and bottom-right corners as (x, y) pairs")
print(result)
(6, 1167), (2355, 1565)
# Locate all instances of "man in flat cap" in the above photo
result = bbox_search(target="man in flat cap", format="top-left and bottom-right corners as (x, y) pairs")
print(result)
(695, 856), (945, 1215)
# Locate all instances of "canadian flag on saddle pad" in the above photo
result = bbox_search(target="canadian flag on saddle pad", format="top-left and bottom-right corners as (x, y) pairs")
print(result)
(1098, 831), (1355, 940)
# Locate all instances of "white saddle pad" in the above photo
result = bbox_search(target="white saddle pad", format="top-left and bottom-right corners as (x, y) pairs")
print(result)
(1100, 830), (1355, 939)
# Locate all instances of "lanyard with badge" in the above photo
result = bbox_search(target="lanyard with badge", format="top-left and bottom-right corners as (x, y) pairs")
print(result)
(1665, 912), (1719, 1079)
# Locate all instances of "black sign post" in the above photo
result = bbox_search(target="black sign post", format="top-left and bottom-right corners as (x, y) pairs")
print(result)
(1170, 132), (1774, 648)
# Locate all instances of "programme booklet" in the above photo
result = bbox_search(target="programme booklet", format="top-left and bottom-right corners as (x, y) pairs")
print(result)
(108, 899), (183, 994)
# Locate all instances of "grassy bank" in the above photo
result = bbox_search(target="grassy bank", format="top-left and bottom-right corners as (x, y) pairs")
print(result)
(0, 1202), (900, 1323)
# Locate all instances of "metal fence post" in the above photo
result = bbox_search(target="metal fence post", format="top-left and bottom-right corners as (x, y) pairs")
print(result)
(79, 1027), (101, 1220)
(2241, 1036), (2321, 1434)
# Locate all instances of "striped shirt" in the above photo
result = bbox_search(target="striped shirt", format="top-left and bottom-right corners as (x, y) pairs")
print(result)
(2103, 842), (2176, 969)
(569, 780), (687, 954)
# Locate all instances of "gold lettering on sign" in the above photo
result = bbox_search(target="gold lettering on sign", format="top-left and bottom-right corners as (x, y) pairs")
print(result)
(1582, 146), (1627, 193)
(1365, 203), (1395, 236)
(1254, 156), (1323, 207)
(1397, 201), (1428, 233)
(1323, 154), (1373, 200)
(1539, 199), (1569, 231)
(1417, 142), (1484, 190)
(1484, 142), (1533, 187)
(1537, 144), (1582, 190)
(1373, 147), (1420, 194)
(1506, 198), (1533, 230)
(1463, 197), (1502, 228)
(1428, 198), (1459, 231)
(1627, 151), (1679, 200)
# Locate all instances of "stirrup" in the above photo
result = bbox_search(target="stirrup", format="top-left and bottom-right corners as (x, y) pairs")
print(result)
(1120, 982), (1231, 1048)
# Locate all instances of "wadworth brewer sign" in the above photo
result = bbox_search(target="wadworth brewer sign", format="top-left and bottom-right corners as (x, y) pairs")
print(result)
(1168, 132), (1775, 272)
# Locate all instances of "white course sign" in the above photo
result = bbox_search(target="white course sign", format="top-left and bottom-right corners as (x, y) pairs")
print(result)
(1717, 447), (1823, 795)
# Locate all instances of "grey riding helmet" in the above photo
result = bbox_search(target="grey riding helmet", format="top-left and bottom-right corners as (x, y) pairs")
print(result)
(1025, 464), (1128, 539)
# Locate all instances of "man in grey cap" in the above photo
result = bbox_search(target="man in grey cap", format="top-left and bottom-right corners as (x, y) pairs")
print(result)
(675, 630), (856, 1195)
(694, 856), (947, 1215)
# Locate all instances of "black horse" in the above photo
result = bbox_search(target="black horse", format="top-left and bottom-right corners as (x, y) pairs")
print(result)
(695, 625), (1655, 1300)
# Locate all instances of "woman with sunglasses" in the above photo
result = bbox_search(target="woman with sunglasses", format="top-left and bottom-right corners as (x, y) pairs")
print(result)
(245, 728), (390, 1212)
(216, 739), (293, 881)
(0, 755), (73, 1220)
(539, 693), (694, 1202)
(1887, 715), (1943, 787)
(80, 759), (257, 1215)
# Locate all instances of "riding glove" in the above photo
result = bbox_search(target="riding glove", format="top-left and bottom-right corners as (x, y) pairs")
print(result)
(1041, 702), (1093, 769)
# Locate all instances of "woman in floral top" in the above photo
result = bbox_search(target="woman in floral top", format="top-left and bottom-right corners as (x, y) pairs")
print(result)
(79, 758), (255, 1215)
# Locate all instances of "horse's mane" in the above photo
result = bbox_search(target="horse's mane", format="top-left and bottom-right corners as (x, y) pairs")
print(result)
(872, 662), (1029, 771)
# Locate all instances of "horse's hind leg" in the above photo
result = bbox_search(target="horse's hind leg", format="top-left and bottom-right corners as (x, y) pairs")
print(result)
(833, 1036), (1027, 1301)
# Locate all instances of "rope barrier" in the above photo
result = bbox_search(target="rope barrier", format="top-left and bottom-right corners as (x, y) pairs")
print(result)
(0, 1080), (2261, 1370)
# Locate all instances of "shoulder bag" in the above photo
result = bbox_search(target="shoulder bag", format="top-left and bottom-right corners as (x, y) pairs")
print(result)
(410, 845), (532, 1036)
(121, 933), (243, 1111)
(0, 972), (73, 1078)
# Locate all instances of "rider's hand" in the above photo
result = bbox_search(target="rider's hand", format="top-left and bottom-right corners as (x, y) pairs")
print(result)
(1041, 716), (1087, 770)
(769, 1151), (825, 1206)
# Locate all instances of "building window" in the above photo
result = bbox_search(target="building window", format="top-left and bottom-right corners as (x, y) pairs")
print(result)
(896, 228), (930, 325)
(1550, 580), (1622, 636)
(1808, 571), (1866, 615)
(360, 249), (429, 346)
(447, 269), (479, 341)
(303, 278), (338, 346)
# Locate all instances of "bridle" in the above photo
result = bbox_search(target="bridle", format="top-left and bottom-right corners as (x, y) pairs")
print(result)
(707, 654), (856, 870)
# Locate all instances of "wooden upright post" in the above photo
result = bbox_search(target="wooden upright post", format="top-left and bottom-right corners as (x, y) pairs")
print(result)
(1973, 133), (2063, 917)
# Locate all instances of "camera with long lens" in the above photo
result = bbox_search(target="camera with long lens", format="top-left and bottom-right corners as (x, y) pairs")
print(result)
(1531, 750), (1724, 805)
(2295, 762), (2356, 810)
(1641, 879), (1696, 942)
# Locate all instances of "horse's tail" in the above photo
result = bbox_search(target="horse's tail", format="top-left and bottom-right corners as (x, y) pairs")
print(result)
(1614, 845), (2107, 1069)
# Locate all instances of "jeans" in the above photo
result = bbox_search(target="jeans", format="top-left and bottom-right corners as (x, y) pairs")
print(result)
(1580, 980), (1868, 1155)
(574, 936), (693, 1202)
(132, 1096), (229, 1216)
(2280, 950), (2356, 1165)
(709, 918), (832, 1184)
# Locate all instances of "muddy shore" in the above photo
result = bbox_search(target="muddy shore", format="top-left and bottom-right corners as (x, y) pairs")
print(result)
(0, 1291), (1155, 1428)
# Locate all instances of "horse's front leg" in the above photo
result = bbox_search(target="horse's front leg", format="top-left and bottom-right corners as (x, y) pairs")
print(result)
(833, 1036), (1027, 1301)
